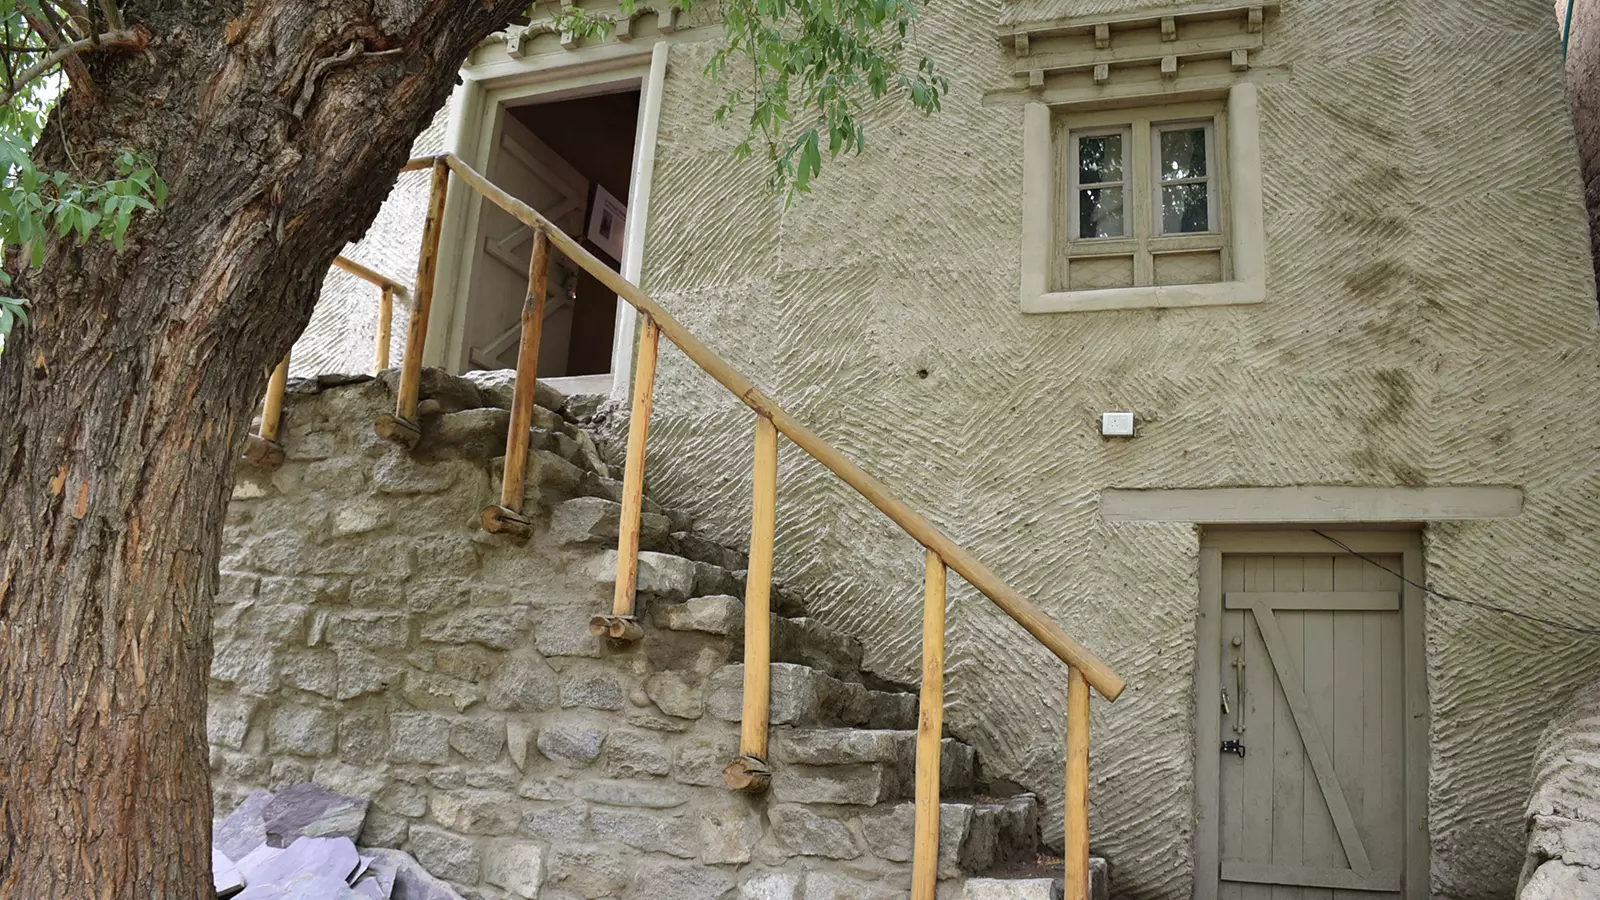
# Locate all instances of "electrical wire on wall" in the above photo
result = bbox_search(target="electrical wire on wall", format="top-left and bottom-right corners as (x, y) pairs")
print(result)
(1311, 529), (1600, 638)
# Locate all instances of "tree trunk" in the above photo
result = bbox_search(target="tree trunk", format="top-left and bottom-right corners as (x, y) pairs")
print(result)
(0, 2), (522, 896)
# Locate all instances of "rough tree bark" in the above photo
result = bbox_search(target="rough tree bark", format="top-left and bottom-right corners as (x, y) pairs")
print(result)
(0, 2), (523, 896)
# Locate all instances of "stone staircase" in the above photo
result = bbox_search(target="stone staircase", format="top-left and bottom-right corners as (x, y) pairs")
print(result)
(213, 368), (1108, 900)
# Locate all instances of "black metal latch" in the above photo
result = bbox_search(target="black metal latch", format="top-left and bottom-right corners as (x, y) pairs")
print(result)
(1221, 740), (1246, 758)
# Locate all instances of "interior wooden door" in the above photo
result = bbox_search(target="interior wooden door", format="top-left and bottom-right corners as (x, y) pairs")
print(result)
(1213, 552), (1407, 899)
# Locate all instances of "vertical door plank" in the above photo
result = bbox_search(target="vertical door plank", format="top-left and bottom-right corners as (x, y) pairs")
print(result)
(1331, 607), (1366, 900)
(1220, 556), (1247, 900)
(1241, 557), (1276, 900)
(1271, 557), (1307, 900)
(1301, 557), (1338, 900)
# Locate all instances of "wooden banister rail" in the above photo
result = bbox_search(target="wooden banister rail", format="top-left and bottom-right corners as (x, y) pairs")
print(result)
(433, 151), (1125, 700)
(374, 152), (1120, 900)
(331, 255), (410, 372)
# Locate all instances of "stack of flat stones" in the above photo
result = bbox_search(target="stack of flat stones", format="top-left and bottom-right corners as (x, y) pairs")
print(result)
(213, 784), (466, 900)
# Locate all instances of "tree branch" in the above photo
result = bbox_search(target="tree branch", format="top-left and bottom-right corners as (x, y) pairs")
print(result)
(0, 26), (146, 108)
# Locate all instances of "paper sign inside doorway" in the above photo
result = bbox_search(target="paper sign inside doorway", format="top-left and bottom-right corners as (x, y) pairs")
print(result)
(587, 185), (627, 261)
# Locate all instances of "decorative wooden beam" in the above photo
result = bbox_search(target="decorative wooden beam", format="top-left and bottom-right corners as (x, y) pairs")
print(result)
(1093, 23), (1110, 48)
(1160, 16), (1177, 40)
(1093, 63), (1110, 85)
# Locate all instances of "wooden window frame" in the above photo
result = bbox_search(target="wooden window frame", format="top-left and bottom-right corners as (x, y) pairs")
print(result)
(1021, 83), (1266, 314)
(1150, 119), (1219, 238)
(1067, 125), (1134, 241)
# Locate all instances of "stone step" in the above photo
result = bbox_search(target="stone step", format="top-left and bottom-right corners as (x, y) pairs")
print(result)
(708, 663), (918, 732)
(768, 728), (977, 804)
(961, 859), (1110, 900)
(856, 795), (1042, 879)
(653, 595), (865, 683)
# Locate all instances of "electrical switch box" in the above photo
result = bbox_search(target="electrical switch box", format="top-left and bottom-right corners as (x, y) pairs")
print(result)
(1101, 412), (1136, 437)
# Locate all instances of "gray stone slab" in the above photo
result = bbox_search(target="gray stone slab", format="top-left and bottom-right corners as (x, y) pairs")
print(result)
(215, 790), (273, 860)
(263, 783), (370, 847)
(243, 836), (361, 889)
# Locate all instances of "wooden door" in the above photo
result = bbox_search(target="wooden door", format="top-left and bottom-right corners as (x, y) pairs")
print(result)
(1196, 533), (1426, 900)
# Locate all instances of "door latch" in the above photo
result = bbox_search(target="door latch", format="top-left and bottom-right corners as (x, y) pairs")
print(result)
(1221, 740), (1246, 758)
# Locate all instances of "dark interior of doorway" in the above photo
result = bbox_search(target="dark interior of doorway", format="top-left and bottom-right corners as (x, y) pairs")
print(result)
(509, 90), (639, 378)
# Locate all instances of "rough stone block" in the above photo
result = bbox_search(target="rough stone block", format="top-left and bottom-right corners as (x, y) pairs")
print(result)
(534, 615), (604, 659)
(668, 531), (746, 572)
(270, 705), (337, 757)
(331, 500), (391, 537)
(627, 859), (737, 899)
(390, 712), (452, 764)
(433, 407), (511, 459)
(280, 652), (339, 698)
(408, 824), (482, 885)
(699, 801), (763, 864)
(484, 838), (546, 898)
(654, 594), (742, 635)
(359, 808), (411, 849)
(434, 644), (501, 681)
(212, 639), (280, 695)
(547, 844), (630, 899)
(673, 734), (739, 787)
(209, 695), (259, 751)
(374, 451), (467, 495)
(327, 610), (411, 650)
(591, 806), (697, 858)
(774, 729), (901, 766)
(709, 664), (869, 727)
(692, 561), (742, 598)
(538, 724), (605, 766)
(404, 671), (487, 713)
(432, 790), (521, 835)
(806, 872), (899, 900)
(592, 550), (697, 600)
(336, 650), (403, 699)
(770, 763), (891, 806)
(645, 671), (704, 720)
(450, 720), (506, 763)
(575, 779), (689, 809)
(562, 672), (626, 711)
(507, 721), (535, 772)
(739, 870), (802, 900)
(961, 879), (1062, 900)
(605, 729), (673, 777)
(422, 605), (530, 650)
(487, 654), (559, 711)
(521, 802), (588, 842)
(551, 496), (671, 548)
(768, 804), (861, 859)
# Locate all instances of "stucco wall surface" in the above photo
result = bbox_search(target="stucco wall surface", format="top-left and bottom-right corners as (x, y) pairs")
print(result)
(290, 110), (447, 378)
(619, 1), (1600, 897)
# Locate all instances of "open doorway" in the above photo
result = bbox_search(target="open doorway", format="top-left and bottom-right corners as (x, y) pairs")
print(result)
(459, 88), (641, 393)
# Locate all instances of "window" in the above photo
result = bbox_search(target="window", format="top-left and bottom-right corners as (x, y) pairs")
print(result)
(1058, 102), (1228, 293)
(1020, 84), (1265, 314)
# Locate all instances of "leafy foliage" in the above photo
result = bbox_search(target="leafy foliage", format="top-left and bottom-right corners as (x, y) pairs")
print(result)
(558, 0), (948, 197)
(0, 0), (163, 339)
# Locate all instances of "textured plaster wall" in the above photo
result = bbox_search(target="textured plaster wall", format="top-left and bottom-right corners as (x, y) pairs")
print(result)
(1561, 0), (1600, 294)
(624, 1), (1600, 898)
(289, 110), (448, 378)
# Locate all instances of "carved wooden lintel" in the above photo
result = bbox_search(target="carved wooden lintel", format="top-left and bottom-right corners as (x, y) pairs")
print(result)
(480, 505), (533, 540)
(1093, 63), (1110, 85)
(241, 434), (285, 469)
(1160, 16), (1177, 40)
(1014, 33), (1029, 56)
(589, 614), (644, 642)
(1093, 23), (1110, 49)
(723, 755), (772, 793)
(1247, 6), (1264, 33)
(1160, 55), (1178, 79)
(374, 413), (422, 449)
(1028, 69), (1045, 88)
(1231, 48), (1250, 71)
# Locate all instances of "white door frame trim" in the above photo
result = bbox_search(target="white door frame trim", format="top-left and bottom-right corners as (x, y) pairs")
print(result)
(425, 38), (673, 400)
(1193, 529), (1429, 900)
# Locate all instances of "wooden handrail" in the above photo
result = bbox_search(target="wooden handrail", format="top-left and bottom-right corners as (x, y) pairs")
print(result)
(376, 158), (450, 448)
(333, 254), (410, 294)
(725, 415), (779, 793)
(434, 151), (1125, 701)
(911, 550), (947, 900)
(480, 230), (551, 540)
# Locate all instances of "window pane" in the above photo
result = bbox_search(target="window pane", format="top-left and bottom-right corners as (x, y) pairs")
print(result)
(1159, 127), (1208, 181)
(1161, 183), (1210, 233)
(1078, 134), (1124, 184)
(1079, 187), (1126, 238)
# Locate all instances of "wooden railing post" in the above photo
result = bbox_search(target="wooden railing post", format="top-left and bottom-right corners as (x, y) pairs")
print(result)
(725, 414), (779, 793)
(589, 316), (660, 642)
(377, 157), (450, 448)
(1065, 665), (1091, 900)
(910, 549), (947, 900)
(242, 352), (291, 468)
(481, 229), (551, 540)
(375, 285), (394, 372)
